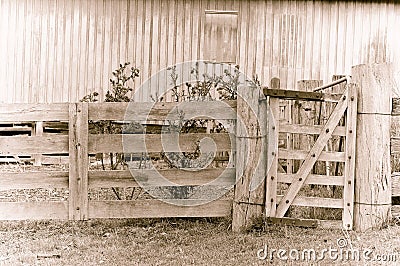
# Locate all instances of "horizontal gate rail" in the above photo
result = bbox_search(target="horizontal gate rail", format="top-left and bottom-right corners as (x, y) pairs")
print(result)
(263, 88), (342, 102)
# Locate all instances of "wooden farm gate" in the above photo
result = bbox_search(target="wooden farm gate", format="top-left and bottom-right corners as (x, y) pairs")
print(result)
(263, 78), (358, 229)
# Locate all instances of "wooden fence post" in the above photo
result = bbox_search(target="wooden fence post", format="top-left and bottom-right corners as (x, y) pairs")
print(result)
(32, 121), (43, 166)
(352, 63), (394, 231)
(68, 103), (89, 220)
(232, 85), (268, 232)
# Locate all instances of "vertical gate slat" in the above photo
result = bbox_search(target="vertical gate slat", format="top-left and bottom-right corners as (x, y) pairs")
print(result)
(342, 84), (358, 230)
(265, 78), (280, 217)
(265, 97), (279, 217)
(68, 102), (89, 220)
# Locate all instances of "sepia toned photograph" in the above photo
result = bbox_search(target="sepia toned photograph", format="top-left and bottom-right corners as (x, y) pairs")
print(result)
(0, 0), (400, 265)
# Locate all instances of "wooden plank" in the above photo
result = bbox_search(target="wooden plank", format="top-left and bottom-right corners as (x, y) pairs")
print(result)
(88, 101), (237, 121)
(278, 149), (346, 162)
(88, 199), (232, 219)
(0, 127), (31, 132)
(0, 135), (69, 153)
(391, 137), (400, 154)
(264, 88), (341, 102)
(277, 195), (343, 209)
(265, 217), (342, 230)
(275, 89), (349, 218)
(32, 121), (43, 166)
(265, 97), (280, 217)
(393, 172), (400, 197)
(266, 217), (318, 228)
(68, 103), (89, 220)
(41, 155), (69, 165)
(318, 220), (342, 229)
(89, 133), (235, 153)
(0, 202), (68, 220)
(88, 167), (235, 188)
(279, 124), (346, 136)
(278, 174), (344, 186)
(0, 103), (69, 122)
(342, 84), (358, 230)
(0, 171), (68, 191)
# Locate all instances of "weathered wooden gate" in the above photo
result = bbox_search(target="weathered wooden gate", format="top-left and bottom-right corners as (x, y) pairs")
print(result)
(263, 79), (358, 229)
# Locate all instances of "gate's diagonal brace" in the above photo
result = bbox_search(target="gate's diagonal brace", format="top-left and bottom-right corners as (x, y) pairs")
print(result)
(274, 88), (349, 218)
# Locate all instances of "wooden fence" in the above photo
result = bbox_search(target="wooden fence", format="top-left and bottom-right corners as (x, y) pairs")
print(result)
(0, 101), (236, 220)
(0, 66), (398, 232)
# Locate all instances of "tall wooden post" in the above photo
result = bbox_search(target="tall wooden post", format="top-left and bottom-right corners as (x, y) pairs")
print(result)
(232, 85), (267, 232)
(69, 103), (89, 220)
(352, 63), (394, 231)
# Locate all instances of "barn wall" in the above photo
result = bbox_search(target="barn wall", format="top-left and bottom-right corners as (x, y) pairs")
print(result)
(0, 0), (399, 103)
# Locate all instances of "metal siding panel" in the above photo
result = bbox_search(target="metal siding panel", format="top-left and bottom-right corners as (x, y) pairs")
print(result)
(0, 0), (399, 103)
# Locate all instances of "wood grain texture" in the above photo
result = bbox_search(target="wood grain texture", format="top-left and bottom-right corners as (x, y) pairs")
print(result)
(342, 84), (358, 230)
(0, 135), (69, 154)
(265, 97), (280, 217)
(0, 171), (69, 191)
(276, 195), (343, 209)
(68, 103), (89, 220)
(89, 133), (234, 153)
(232, 85), (267, 231)
(88, 168), (236, 188)
(352, 64), (392, 232)
(279, 124), (346, 136)
(88, 199), (232, 218)
(0, 103), (69, 121)
(277, 173), (343, 186)
(88, 101), (237, 121)
(278, 149), (345, 162)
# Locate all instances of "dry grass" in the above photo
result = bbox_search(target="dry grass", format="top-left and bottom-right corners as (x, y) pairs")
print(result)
(0, 218), (400, 265)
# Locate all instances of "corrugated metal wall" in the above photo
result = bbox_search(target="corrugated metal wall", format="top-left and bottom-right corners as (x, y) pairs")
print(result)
(0, 0), (399, 103)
